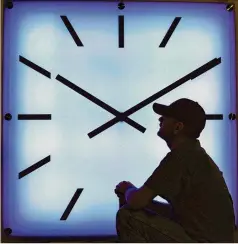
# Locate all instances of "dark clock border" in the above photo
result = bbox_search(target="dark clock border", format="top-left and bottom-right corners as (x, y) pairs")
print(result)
(1, 0), (238, 243)
(1, 232), (118, 243)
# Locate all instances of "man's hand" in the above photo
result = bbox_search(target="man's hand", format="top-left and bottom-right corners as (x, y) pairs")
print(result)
(115, 181), (136, 196)
(115, 181), (136, 208)
(114, 191), (127, 208)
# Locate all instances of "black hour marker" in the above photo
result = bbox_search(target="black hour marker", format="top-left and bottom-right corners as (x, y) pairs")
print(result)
(18, 155), (51, 179)
(206, 114), (223, 120)
(60, 188), (83, 221)
(19, 56), (51, 78)
(118, 15), (124, 48)
(159, 17), (181, 48)
(18, 114), (51, 120)
(60, 16), (84, 47)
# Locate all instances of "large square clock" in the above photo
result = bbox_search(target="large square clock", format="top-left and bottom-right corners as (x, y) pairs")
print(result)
(1, 0), (238, 242)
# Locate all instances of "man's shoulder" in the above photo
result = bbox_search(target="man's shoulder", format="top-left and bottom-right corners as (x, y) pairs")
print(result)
(158, 143), (219, 177)
(169, 144), (218, 175)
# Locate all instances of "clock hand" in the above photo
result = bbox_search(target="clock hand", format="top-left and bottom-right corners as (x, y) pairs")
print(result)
(55, 75), (146, 133)
(88, 58), (221, 138)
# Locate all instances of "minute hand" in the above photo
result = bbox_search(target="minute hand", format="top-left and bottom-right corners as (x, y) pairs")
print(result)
(88, 57), (221, 138)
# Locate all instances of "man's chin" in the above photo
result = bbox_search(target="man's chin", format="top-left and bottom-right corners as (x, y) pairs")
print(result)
(157, 129), (167, 141)
(157, 129), (163, 138)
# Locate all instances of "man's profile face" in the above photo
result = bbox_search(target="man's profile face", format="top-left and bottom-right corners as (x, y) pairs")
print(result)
(157, 116), (183, 142)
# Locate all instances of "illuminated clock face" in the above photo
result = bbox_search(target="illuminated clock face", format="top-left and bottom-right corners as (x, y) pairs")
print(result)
(2, 0), (237, 239)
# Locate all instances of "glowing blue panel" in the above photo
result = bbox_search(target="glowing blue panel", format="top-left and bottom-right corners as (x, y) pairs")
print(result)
(2, 0), (237, 237)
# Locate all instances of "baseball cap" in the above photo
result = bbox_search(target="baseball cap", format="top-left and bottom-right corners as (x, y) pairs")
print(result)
(153, 98), (206, 134)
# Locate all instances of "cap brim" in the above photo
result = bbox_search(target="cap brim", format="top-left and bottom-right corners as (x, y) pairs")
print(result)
(153, 103), (169, 116)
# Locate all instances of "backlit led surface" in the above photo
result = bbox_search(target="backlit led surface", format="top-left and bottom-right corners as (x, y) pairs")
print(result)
(2, 1), (237, 237)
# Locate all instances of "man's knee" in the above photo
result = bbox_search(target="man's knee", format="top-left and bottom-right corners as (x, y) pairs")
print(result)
(116, 206), (147, 242)
(116, 205), (132, 222)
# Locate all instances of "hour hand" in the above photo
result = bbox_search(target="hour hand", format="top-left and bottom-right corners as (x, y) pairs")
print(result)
(55, 75), (146, 133)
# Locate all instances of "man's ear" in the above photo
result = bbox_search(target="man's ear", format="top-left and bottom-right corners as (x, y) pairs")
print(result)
(178, 122), (184, 130)
(174, 122), (184, 134)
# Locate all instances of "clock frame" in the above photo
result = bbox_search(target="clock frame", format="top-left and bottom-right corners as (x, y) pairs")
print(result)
(0, 0), (238, 242)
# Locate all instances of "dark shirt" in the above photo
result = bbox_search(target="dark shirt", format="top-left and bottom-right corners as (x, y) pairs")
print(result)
(144, 139), (235, 242)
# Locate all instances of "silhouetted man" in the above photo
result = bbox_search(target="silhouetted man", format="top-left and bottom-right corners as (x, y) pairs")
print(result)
(115, 98), (235, 242)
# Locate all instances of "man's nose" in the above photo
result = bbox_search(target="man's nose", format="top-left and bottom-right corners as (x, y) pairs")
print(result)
(159, 117), (163, 122)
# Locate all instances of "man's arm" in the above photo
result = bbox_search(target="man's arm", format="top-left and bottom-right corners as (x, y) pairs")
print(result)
(124, 186), (173, 217)
(125, 185), (156, 209)
(125, 152), (182, 210)
(145, 200), (173, 219)
(121, 187), (172, 220)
